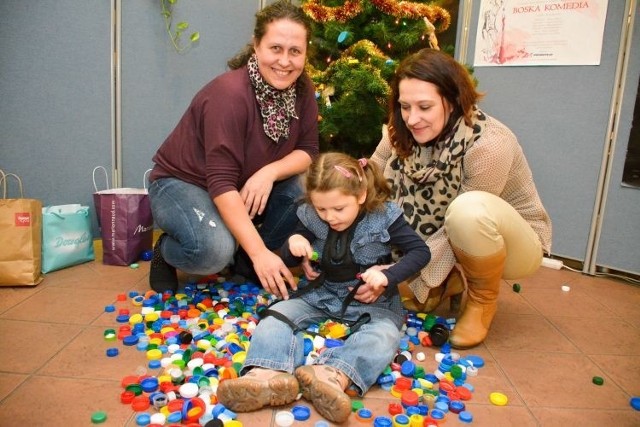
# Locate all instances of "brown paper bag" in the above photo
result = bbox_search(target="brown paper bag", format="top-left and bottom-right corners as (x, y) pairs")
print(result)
(0, 171), (44, 286)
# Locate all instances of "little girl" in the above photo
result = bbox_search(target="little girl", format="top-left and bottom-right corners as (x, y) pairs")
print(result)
(217, 152), (431, 424)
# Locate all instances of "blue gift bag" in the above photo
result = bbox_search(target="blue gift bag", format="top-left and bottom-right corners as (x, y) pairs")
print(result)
(41, 204), (95, 273)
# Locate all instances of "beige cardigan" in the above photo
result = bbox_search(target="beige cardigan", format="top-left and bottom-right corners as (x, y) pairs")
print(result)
(371, 116), (552, 303)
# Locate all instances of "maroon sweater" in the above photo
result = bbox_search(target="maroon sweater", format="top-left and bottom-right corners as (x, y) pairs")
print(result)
(150, 66), (319, 199)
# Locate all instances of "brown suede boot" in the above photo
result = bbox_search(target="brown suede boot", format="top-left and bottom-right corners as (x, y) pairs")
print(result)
(216, 368), (300, 412)
(295, 365), (352, 424)
(399, 266), (466, 313)
(449, 244), (507, 349)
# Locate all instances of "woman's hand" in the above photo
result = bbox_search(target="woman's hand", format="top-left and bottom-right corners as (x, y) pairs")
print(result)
(252, 249), (297, 300)
(240, 167), (277, 219)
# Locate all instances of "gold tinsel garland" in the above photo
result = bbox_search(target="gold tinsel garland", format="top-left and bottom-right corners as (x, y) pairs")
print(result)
(302, 0), (363, 23)
(303, 0), (450, 32)
(369, 0), (450, 31)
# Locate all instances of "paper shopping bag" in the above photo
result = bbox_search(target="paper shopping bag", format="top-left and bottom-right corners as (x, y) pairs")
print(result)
(42, 204), (95, 273)
(0, 171), (45, 286)
(92, 166), (154, 266)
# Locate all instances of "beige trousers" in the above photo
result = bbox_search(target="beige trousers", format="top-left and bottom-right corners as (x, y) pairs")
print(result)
(444, 191), (542, 280)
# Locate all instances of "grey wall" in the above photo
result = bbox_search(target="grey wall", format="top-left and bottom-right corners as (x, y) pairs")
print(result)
(1, 0), (112, 211)
(459, 1), (639, 275)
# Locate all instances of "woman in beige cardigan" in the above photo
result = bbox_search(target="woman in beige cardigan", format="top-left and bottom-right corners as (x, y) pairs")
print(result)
(370, 48), (552, 349)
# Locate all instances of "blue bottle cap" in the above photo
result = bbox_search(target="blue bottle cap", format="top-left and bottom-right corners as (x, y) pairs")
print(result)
(430, 409), (445, 420)
(462, 354), (485, 368)
(459, 410), (473, 423)
(373, 416), (393, 427)
(123, 335), (139, 346)
(135, 413), (151, 426)
(631, 396), (640, 411)
(106, 348), (119, 357)
(291, 405), (311, 421)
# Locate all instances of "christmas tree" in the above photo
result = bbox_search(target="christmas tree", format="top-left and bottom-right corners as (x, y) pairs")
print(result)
(301, 0), (455, 157)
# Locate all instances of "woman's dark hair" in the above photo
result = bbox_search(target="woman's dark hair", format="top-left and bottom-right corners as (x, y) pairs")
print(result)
(227, 0), (313, 70)
(387, 48), (483, 158)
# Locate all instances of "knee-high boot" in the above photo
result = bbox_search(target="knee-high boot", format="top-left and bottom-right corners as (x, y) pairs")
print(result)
(449, 244), (507, 349)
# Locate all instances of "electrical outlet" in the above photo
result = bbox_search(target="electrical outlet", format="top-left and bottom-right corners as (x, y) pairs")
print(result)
(542, 257), (563, 270)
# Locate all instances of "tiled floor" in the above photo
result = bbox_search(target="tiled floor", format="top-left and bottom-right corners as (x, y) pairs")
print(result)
(1, 249), (639, 427)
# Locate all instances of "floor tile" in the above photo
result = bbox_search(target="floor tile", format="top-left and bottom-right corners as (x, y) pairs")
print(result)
(491, 350), (631, 409)
(530, 407), (640, 427)
(39, 325), (151, 381)
(0, 376), (132, 427)
(485, 313), (580, 353)
(0, 372), (27, 401)
(589, 354), (640, 395)
(0, 319), (83, 373)
(0, 286), (124, 324)
(548, 315), (640, 355)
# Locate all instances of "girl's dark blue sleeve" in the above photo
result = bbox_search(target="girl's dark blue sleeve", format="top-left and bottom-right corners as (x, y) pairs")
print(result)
(279, 221), (316, 267)
(382, 217), (431, 288)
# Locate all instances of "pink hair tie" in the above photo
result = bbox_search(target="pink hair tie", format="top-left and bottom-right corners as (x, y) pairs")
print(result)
(358, 158), (368, 168)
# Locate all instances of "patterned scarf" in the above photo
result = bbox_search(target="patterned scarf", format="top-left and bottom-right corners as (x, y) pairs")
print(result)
(247, 54), (298, 143)
(386, 108), (487, 241)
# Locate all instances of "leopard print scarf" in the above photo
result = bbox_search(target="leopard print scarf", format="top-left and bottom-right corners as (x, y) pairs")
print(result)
(247, 54), (298, 143)
(387, 108), (487, 241)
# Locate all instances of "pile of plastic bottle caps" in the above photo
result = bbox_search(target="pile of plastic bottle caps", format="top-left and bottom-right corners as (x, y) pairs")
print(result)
(105, 275), (483, 426)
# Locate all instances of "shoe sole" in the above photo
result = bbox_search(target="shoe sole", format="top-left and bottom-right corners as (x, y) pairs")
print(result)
(295, 366), (352, 424)
(216, 373), (299, 412)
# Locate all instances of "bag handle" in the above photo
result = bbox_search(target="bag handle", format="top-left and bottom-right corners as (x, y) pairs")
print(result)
(143, 169), (153, 190)
(92, 166), (110, 192)
(0, 172), (25, 199)
(44, 205), (90, 219)
(0, 169), (5, 199)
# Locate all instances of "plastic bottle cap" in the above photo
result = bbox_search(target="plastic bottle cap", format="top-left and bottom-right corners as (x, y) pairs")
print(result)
(592, 376), (604, 385)
(459, 410), (473, 423)
(135, 413), (150, 426)
(179, 382), (199, 398)
(489, 392), (508, 406)
(512, 283), (521, 292)
(91, 411), (107, 424)
(630, 396), (640, 411)
(106, 348), (119, 357)
(275, 410), (294, 427)
(291, 405), (311, 421)
(462, 354), (485, 368)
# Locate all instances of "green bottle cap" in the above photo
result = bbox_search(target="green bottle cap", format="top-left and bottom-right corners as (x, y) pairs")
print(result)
(91, 411), (107, 424)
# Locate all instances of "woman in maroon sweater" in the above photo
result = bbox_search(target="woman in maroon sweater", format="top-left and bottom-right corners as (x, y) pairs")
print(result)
(148, 0), (318, 296)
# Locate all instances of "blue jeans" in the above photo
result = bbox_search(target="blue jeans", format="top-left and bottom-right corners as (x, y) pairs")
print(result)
(148, 176), (303, 275)
(242, 298), (402, 396)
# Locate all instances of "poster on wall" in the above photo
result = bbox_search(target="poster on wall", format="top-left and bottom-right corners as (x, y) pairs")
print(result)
(474, 0), (609, 67)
